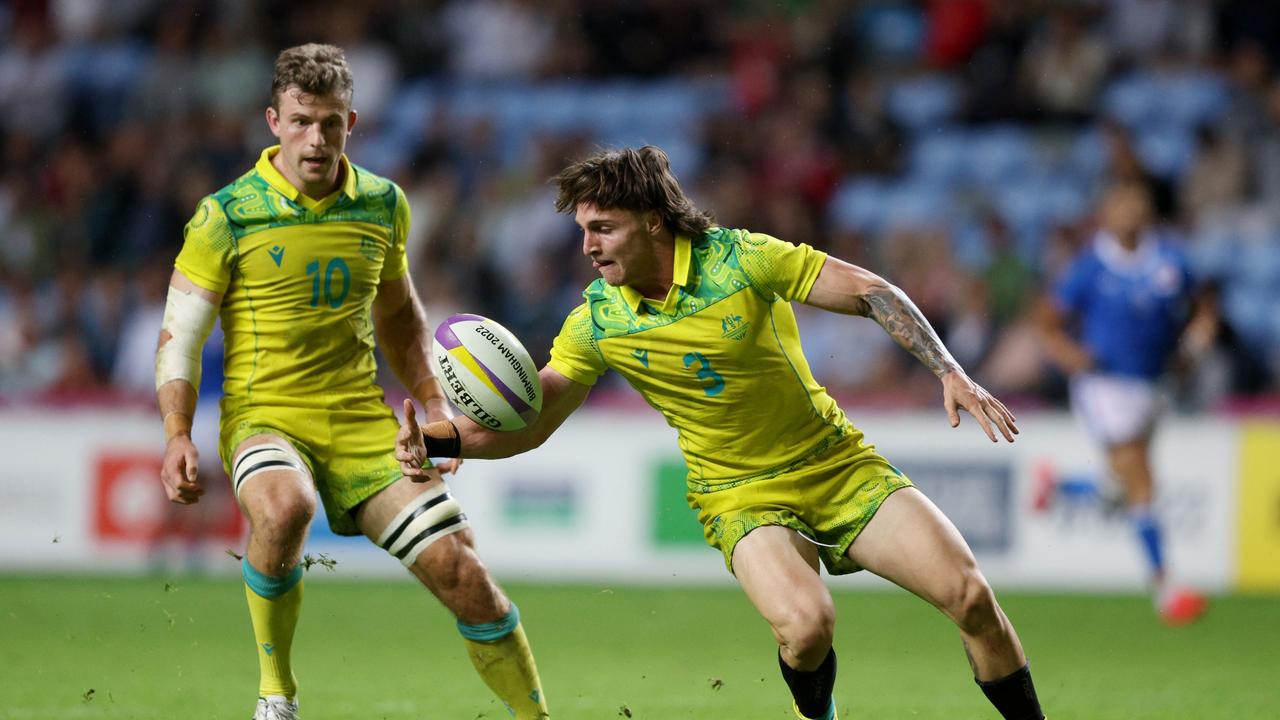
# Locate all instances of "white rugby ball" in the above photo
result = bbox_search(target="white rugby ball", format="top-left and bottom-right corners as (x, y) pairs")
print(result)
(430, 314), (542, 431)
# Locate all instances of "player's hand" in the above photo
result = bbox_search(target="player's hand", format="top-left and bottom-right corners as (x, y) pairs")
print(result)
(422, 396), (463, 476)
(160, 434), (204, 504)
(396, 400), (462, 479)
(941, 370), (1018, 443)
(397, 399), (433, 481)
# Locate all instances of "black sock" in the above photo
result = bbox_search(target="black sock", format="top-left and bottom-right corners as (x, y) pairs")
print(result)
(778, 647), (836, 719)
(976, 664), (1044, 720)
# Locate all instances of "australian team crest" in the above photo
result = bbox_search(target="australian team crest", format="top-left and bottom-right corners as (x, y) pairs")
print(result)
(721, 314), (749, 341)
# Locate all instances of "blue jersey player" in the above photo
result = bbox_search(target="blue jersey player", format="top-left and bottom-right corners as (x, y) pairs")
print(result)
(1041, 181), (1208, 626)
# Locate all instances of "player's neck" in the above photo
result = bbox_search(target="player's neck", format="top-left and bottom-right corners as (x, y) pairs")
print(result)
(274, 152), (345, 200)
(636, 233), (676, 300)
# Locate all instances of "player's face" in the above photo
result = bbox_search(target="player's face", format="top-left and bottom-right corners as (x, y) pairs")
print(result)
(575, 204), (664, 294)
(266, 86), (357, 198)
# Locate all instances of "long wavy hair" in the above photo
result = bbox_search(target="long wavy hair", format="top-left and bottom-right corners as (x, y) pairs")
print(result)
(553, 146), (714, 236)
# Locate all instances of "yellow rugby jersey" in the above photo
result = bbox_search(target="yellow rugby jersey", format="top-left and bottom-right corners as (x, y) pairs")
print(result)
(175, 146), (409, 411)
(549, 228), (858, 489)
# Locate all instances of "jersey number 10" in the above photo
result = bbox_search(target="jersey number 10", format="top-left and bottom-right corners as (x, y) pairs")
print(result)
(306, 258), (351, 309)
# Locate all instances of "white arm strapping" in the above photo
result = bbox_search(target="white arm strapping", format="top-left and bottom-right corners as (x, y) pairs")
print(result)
(155, 284), (219, 392)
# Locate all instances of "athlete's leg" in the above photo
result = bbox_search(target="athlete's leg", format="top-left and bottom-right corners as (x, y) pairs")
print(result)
(356, 476), (548, 719)
(232, 434), (316, 706)
(846, 487), (1043, 719)
(1106, 436), (1164, 579)
(1106, 435), (1206, 624)
(734, 526), (838, 720)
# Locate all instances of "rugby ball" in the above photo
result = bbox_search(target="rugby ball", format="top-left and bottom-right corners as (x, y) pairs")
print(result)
(430, 314), (542, 431)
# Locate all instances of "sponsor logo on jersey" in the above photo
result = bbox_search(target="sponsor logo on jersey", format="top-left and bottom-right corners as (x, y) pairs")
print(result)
(268, 245), (285, 267)
(631, 348), (650, 367)
(359, 237), (379, 261)
(721, 314), (749, 341)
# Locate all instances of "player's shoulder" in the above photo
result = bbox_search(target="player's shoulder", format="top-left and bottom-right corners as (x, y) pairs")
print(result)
(581, 277), (621, 309)
(350, 161), (401, 199)
(347, 162), (403, 227)
(183, 172), (255, 246)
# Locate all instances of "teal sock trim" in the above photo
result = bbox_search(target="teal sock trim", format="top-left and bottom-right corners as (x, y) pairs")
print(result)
(242, 558), (303, 599)
(458, 604), (520, 642)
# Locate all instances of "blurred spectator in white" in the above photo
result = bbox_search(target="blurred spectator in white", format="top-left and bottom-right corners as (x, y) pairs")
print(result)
(1180, 124), (1247, 225)
(443, 0), (555, 80)
(1019, 6), (1109, 123)
(1251, 81), (1280, 209)
(1219, 40), (1272, 144)
(326, 4), (400, 129)
(1105, 0), (1215, 64)
(193, 17), (271, 117)
(129, 6), (199, 122)
(112, 259), (170, 399)
(0, 10), (69, 139)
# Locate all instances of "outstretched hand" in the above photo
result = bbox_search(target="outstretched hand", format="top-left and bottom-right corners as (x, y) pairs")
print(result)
(940, 371), (1019, 443)
(396, 399), (461, 480)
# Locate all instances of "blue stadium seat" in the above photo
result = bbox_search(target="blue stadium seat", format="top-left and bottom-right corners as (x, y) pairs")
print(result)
(909, 131), (969, 184)
(830, 179), (889, 233)
(887, 74), (961, 131)
(1134, 127), (1195, 179)
(967, 126), (1037, 184)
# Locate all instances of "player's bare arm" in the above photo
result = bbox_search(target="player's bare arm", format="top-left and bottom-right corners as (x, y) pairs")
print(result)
(155, 269), (222, 504)
(372, 273), (462, 474)
(396, 366), (590, 478)
(806, 256), (1018, 443)
(1035, 295), (1094, 375)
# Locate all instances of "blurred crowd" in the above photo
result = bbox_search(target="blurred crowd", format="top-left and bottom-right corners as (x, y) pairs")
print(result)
(1, 0), (1278, 410)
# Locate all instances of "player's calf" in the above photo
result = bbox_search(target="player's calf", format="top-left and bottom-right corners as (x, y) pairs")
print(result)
(360, 481), (549, 718)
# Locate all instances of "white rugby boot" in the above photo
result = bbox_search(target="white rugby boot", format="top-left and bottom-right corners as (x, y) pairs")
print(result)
(252, 695), (299, 720)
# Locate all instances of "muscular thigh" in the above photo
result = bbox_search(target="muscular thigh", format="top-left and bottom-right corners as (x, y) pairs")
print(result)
(733, 525), (827, 628)
(845, 487), (978, 607)
(222, 399), (404, 536)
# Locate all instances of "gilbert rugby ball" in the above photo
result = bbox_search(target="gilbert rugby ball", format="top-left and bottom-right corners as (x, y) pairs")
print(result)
(431, 314), (542, 431)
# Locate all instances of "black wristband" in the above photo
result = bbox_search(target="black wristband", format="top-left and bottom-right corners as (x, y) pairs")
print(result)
(422, 420), (461, 458)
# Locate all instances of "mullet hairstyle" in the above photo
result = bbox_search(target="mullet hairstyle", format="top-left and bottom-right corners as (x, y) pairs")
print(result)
(553, 146), (715, 237)
(270, 43), (354, 109)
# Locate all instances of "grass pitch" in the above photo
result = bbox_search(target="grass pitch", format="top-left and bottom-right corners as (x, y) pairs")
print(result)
(1, 575), (1276, 719)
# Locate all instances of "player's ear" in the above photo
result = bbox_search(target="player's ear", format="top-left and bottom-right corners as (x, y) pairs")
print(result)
(346, 108), (358, 134)
(265, 106), (281, 137)
(644, 211), (663, 236)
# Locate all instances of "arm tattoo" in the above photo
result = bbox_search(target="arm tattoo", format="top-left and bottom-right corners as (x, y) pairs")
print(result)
(862, 283), (958, 377)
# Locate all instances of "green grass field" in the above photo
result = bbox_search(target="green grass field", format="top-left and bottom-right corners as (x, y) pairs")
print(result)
(1, 575), (1277, 719)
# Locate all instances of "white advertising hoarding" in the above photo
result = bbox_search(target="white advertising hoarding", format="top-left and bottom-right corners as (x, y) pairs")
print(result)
(0, 407), (1244, 591)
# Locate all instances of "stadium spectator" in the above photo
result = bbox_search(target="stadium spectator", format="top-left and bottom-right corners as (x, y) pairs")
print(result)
(402, 146), (1045, 720)
(0, 0), (1273, 411)
(154, 44), (549, 720)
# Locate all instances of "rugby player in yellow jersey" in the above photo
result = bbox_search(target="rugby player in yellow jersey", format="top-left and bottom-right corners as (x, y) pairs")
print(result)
(154, 44), (548, 720)
(400, 146), (1046, 720)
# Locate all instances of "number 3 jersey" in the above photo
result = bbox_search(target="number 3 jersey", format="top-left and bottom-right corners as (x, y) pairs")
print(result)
(548, 228), (861, 491)
(175, 146), (409, 411)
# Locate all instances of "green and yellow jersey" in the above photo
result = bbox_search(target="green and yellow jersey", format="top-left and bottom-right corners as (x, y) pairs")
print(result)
(176, 146), (408, 415)
(549, 228), (862, 492)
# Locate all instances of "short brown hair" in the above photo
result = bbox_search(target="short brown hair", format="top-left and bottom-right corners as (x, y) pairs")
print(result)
(271, 43), (354, 109)
(553, 146), (714, 237)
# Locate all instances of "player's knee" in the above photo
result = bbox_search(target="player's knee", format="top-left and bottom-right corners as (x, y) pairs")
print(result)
(248, 485), (315, 538)
(947, 569), (1000, 635)
(772, 597), (836, 659)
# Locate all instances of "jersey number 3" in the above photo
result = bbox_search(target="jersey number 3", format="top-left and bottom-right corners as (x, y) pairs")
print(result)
(683, 352), (725, 397)
(307, 258), (351, 308)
